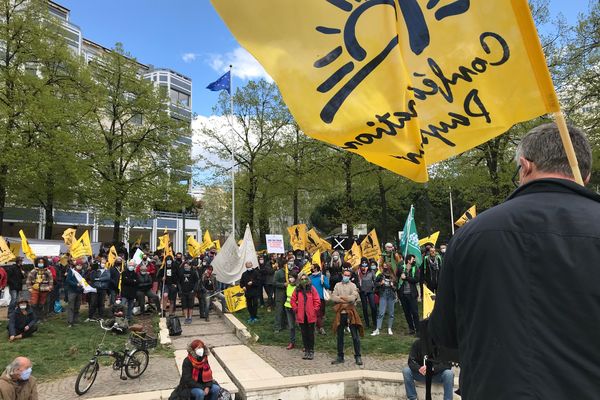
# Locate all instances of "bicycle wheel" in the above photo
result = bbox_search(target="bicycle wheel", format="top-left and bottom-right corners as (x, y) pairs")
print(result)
(75, 360), (99, 395)
(125, 349), (149, 379)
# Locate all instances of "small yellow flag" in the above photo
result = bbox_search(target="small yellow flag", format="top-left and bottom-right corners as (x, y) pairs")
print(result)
(187, 235), (202, 258)
(360, 229), (381, 261)
(422, 284), (436, 319)
(157, 233), (173, 258)
(9, 242), (21, 258)
(224, 285), (247, 312)
(213, 239), (221, 251)
(0, 236), (16, 264)
(419, 231), (440, 247)
(71, 231), (93, 258)
(106, 246), (118, 268)
(62, 228), (77, 247)
(312, 249), (321, 266)
(19, 230), (36, 261)
(287, 224), (307, 251)
(211, 0), (560, 182)
(455, 205), (477, 227)
(344, 241), (362, 269)
(133, 234), (143, 248)
(200, 231), (213, 252)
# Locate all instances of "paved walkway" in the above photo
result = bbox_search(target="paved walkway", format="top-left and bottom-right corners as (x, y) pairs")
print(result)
(251, 344), (406, 377)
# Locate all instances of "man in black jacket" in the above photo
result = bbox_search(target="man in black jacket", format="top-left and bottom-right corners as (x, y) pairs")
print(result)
(402, 339), (454, 400)
(240, 261), (262, 323)
(430, 123), (600, 399)
(5, 257), (25, 316)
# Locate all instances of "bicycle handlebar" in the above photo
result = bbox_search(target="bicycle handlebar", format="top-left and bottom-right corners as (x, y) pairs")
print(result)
(99, 319), (117, 331)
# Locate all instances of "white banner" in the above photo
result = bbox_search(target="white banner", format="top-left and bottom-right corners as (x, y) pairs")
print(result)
(211, 224), (259, 285)
(265, 234), (285, 254)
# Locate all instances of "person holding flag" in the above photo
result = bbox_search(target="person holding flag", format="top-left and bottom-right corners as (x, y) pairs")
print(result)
(398, 254), (420, 336)
(25, 257), (53, 321)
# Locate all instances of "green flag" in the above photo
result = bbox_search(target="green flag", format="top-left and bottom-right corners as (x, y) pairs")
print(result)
(400, 206), (422, 267)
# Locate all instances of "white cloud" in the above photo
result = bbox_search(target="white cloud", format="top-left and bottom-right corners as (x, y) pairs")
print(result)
(182, 52), (198, 63)
(207, 47), (272, 82)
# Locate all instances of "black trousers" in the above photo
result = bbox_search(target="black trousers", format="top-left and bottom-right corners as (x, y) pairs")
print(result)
(299, 321), (315, 352)
(264, 284), (274, 307)
(337, 313), (361, 358)
(400, 294), (420, 332)
(246, 295), (259, 319)
(88, 290), (106, 319)
(359, 291), (377, 328)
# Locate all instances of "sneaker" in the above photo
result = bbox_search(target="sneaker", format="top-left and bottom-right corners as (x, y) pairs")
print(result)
(307, 351), (314, 360)
(253, 317), (260, 322)
(388, 328), (393, 335)
(355, 356), (363, 365)
(319, 327), (326, 335)
(371, 329), (380, 336)
(331, 357), (344, 365)
(247, 318), (254, 324)
(302, 351), (309, 360)
(286, 343), (295, 350)
(346, 326), (351, 333)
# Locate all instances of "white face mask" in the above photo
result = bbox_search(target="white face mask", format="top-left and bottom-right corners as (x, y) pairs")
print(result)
(115, 300), (122, 305)
(100, 264), (106, 269)
(127, 266), (135, 271)
(19, 304), (27, 310)
(195, 348), (204, 358)
(333, 256), (339, 261)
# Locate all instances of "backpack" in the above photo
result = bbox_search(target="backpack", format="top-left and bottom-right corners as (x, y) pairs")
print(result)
(167, 315), (182, 336)
(217, 387), (232, 400)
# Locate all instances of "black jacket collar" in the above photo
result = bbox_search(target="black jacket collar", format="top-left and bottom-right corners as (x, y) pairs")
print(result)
(507, 178), (600, 203)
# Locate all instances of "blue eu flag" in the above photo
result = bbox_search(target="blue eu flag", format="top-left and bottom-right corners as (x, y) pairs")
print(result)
(206, 71), (231, 94)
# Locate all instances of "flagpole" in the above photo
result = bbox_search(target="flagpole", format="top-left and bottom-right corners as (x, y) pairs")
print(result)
(449, 187), (455, 235)
(554, 111), (584, 185)
(230, 64), (236, 238)
(403, 205), (413, 260)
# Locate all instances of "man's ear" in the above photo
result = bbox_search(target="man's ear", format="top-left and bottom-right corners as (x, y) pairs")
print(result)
(520, 157), (535, 178)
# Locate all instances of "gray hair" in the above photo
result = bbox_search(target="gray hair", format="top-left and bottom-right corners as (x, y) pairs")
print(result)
(516, 123), (592, 179)
(4, 358), (22, 376)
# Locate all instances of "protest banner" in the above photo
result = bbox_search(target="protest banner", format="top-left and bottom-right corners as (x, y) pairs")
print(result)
(224, 285), (247, 312)
(265, 234), (285, 254)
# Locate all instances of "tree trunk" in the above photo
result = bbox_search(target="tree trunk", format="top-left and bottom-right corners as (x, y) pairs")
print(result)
(292, 183), (299, 225)
(44, 204), (54, 240)
(244, 173), (258, 233)
(0, 165), (7, 235)
(377, 169), (388, 242)
(258, 194), (269, 248)
(113, 197), (123, 243)
(422, 184), (432, 234)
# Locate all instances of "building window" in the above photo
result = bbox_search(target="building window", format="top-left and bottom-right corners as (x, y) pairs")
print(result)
(170, 88), (190, 108)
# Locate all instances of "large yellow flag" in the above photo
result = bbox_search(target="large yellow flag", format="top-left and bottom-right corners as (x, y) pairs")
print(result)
(360, 229), (381, 260)
(157, 233), (173, 256)
(187, 235), (202, 258)
(62, 228), (77, 247)
(19, 230), (36, 261)
(211, 0), (560, 182)
(71, 231), (92, 258)
(0, 236), (16, 264)
(106, 246), (118, 268)
(419, 231), (440, 247)
(344, 241), (362, 269)
(287, 224), (307, 251)
(455, 205), (477, 227)
(306, 228), (332, 254)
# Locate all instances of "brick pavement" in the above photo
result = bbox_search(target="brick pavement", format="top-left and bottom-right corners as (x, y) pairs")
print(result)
(37, 355), (180, 400)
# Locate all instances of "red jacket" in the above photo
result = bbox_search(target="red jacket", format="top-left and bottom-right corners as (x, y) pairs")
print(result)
(291, 285), (321, 324)
(0, 267), (7, 289)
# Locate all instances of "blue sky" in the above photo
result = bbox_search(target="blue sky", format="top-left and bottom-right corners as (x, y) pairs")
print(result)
(59, 0), (592, 117)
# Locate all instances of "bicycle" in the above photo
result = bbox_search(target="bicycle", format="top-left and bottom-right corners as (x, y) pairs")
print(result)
(74, 320), (157, 396)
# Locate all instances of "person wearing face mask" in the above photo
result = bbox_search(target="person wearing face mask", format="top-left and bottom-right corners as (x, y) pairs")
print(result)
(331, 269), (363, 365)
(398, 254), (420, 336)
(284, 271), (298, 350)
(291, 272), (321, 360)
(0, 357), (38, 399)
(109, 257), (122, 305)
(25, 257), (53, 321)
(257, 255), (275, 310)
(7, 295), (37, 342)
(309, 264), (329, 335)
(87, 257), (110, 321)
(157, 255), (179, 316)
(439, 244), (447, 260)
(169, 339), (220, 400)
(240, 261), (262, 324)
(136, 265), (160, 314)
(121, 260), (139, 321)
(371, 262), (397, 336)
(65, 259), (84, 327)
(328, 251), (343, 291)
(199, 265), (218, 322)
(179, 262), (198, 324)
(358, 257), (378, 329)
(272, 258), (288, 333)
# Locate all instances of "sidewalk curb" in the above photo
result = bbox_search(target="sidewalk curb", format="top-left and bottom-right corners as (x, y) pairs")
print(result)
(158, 317), (171, 345)
(214, 302), (259, 344)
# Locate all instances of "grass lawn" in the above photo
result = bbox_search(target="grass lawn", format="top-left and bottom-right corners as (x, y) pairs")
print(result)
(0, 312), (170, 382)
(235, 300), (421, 358)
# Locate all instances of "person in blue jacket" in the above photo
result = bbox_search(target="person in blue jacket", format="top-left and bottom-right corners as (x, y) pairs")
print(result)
(309, 263), (329, 335)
